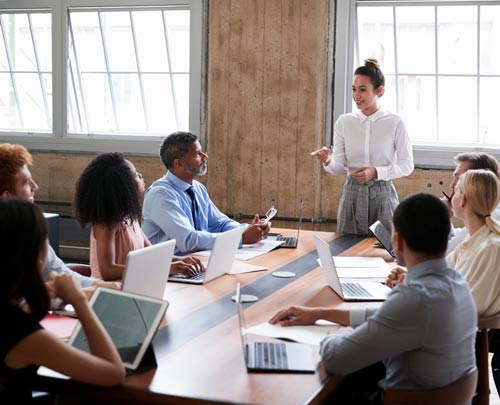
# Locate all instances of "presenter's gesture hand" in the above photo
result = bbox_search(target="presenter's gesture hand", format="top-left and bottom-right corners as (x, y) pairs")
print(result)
(311, 146), (332, 165)
(49, 271), (86, 306)
(352, 167), (377, 183)
(269, 306), (318, 327)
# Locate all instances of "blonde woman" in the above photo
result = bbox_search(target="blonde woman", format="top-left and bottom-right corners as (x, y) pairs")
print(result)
(447, 169), (500, 318)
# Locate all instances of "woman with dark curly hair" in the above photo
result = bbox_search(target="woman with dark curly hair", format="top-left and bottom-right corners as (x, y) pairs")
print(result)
(74, 153), (203, 281)
(0, 199), (124, 401)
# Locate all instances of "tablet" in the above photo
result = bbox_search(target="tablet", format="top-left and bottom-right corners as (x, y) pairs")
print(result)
(68, 288), (168, 370)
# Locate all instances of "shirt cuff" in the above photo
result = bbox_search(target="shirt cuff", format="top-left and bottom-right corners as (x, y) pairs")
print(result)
(374, 166), (388, 181)
(349, 306), (367, 327)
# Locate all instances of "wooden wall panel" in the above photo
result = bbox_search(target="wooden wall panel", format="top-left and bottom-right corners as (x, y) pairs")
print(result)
(207, 0), (329, 218)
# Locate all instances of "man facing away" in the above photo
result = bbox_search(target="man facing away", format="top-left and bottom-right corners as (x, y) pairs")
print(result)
(270, 193), (477, 403)
(142, 131), (270, 255)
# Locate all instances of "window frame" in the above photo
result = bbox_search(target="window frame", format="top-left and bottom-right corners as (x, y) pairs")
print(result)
(0, 0), (206, 154)
(330, 0), (500, 168)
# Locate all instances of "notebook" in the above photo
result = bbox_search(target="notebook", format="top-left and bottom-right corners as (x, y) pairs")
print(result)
(122, 239), (176, 299)
(369, 220), (396, 258)
(168, 227), (244, 284)
(314, 235), (391, 301)
(68, 288), (168, 371)
(235, 284), (315, 373)
(273, 200), (304, 249)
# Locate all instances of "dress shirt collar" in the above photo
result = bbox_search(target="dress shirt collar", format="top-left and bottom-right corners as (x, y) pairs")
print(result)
(404, 258), (450, 284)
(165, 171), (192, 192)
(355, 107), (385, 123)
(458, 225), (490, 251)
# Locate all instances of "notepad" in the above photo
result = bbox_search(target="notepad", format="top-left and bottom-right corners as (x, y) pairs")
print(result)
(246, 320), (342, 346)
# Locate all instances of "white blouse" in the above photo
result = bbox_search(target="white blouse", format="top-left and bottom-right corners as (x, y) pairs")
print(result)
(324, 108), (414, 181)
(447, 225), (500, 318)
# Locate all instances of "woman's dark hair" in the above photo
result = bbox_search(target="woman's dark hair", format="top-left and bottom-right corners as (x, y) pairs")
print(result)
(74, 153), (143, 228)
(354, 58), (385, 93)
(0, 198), (49, 320)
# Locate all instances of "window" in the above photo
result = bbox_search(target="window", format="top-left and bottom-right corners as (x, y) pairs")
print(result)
(0, 0), (205, 154)
(333, 0), (500, 166)
(0, 10), (52, 132)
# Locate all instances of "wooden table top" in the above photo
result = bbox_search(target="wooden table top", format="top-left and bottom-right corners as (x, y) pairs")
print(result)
(35, 228), (395, 404)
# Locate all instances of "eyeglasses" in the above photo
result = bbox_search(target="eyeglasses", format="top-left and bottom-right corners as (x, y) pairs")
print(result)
(263, 206), (278, 224)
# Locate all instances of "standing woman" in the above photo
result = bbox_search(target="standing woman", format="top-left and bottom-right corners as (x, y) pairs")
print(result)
(314, 59), (414, 234)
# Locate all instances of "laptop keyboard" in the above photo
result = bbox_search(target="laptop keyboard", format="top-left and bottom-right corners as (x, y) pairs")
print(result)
(342, 282), (373, 298)
(170, 271), (206, 281)
(254, 342), (288, 369)
(276, 235), (297, 247)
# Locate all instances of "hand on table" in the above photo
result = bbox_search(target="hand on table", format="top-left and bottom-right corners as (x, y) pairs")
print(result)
(269, 306), (318, 327)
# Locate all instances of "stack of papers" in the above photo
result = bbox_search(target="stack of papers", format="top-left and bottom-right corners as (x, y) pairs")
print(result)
(196, 239), (284, 261)
(318, 256), (391, 279)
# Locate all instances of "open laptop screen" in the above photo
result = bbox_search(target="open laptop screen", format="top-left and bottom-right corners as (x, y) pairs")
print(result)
(68, 288), (168, 370)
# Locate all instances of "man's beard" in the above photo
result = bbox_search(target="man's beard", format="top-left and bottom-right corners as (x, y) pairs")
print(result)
(186, 161), (208, 177)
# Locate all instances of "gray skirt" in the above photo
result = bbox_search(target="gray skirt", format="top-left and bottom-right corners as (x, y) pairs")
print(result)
(337, 176), (399, 235)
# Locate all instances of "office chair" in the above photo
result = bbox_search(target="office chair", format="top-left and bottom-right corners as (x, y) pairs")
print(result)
(477, 313), (500, 405)
(382, 367), (477, 405)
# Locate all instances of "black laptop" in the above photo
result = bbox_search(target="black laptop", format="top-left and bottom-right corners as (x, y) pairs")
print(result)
(272, 200), (304, 249)
(235, 284), (315, 373)
(369, 220), (396, 258)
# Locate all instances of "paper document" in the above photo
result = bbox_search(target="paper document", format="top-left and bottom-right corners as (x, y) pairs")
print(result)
(317, 258), (390, 278)
(332, 256), (388, 268)
(196, 239), (284, 261)
(227, 261), (268, 275)
(246, 321), (342, 346)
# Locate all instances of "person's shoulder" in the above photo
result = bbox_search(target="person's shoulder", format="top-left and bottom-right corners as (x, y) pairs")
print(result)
(379, 109), (403, 122)
(144, 178), (177, 201)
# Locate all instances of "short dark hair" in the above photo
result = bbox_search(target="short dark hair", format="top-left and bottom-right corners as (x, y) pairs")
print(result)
(160, 131), (198, 170)
(0, 198), (49, 320)
(74, 153), (143, 228)
(454, 152), (500, 178)
(393, 193), (450, 255)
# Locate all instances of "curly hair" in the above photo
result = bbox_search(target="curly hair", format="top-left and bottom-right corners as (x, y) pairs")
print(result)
(0, 143), (33, 195)
(0, 198), (49, 321)
(74, 153), (143, 228)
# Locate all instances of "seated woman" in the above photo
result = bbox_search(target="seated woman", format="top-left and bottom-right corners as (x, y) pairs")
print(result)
(74, 153), (203, 281)
(0, 199), (125, 402)
(446, 169), (500, 317)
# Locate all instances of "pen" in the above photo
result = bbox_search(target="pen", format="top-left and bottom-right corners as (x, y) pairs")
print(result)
(442, 191), (451, 202)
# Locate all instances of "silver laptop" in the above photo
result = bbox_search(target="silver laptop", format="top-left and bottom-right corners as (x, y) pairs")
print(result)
(369, 220), (396, 258)
(273, 200), (304, 248)
(235, 284), (315, 373)
(314, 235), (391, 301)
(169, 227), (244, 284)
(68, 288), (168, 371)
(121, 239), (176, 299)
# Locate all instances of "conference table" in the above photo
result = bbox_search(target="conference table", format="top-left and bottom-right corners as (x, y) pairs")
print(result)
(34, 228), (395, 404)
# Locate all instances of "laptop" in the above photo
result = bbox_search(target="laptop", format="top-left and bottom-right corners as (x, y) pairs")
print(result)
(314, 235), (391, 301)
(122, 239), (176, 299)
(235, 284), (315, 373)
(273, 200), (304, 249)
(369, 220), (396, 258)
(168, 227), (244, 284)
(68, 288), (168, 371)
